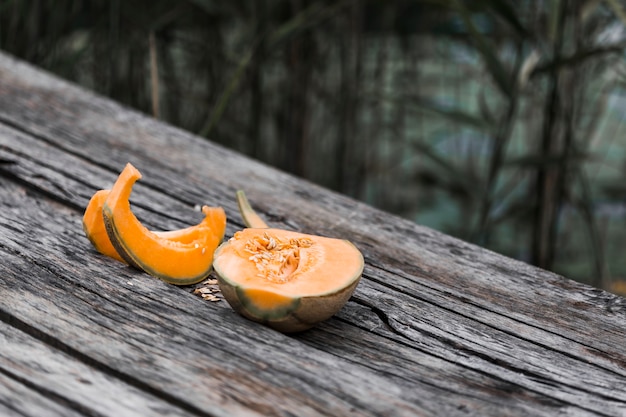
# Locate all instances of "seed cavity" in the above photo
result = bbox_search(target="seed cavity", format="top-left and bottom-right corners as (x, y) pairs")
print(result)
(243, 233), (313, 284)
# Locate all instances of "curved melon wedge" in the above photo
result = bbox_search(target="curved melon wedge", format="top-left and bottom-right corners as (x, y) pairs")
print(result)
(83, 189), (216, 263)
(214, 227), (363, 332)
(103, 163), (226, 285)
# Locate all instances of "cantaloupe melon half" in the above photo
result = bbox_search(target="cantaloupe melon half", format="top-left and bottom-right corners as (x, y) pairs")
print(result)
(102, 163), (226, 285)
(214, 227), (363, 332)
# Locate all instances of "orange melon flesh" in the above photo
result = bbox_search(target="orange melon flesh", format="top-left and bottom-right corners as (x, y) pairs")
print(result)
(83, 190), (126, 262)
(83, 189), (218, 263)
(241, 288), (296, 311)
(103, 163), (226, 285)
(213, 228), (363, 332)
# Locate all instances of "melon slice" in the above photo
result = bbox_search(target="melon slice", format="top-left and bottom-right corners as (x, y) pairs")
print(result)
(102, 163), (226, 285)
(83, 189), (219, 263)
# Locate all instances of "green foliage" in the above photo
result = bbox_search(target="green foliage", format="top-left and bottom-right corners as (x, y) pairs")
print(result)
(3, 0), (626, 292)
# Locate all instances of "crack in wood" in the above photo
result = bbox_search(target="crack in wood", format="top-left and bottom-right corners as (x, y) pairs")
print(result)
(0, 161), (84, 212)
(0, 116), (117, 177)
(364, 261), (626, 379)
(342, 272), (626, 414)
(349, 294), (409, 339)
(346, 295), (620, 415)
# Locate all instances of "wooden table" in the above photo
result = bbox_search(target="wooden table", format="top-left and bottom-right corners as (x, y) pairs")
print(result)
(1, 52), (625, 417)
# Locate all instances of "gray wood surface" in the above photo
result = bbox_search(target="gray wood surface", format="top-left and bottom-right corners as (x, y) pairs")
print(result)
(1, 52), (625, 416)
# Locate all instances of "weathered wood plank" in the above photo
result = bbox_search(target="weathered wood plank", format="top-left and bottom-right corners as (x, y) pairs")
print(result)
(2, 114), (626, 413)
(0, 176), (598, 416)
(338, 282), (626, 414)
(0, 321), (191, 417)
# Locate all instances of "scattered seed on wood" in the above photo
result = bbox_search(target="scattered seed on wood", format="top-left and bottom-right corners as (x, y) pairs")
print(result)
(193, 279), (222, 302)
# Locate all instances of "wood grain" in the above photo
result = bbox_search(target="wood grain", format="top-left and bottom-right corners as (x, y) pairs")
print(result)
(0, 51), (625, 416)
(0, 321), (190, 417)
(0, 372), (84, 417)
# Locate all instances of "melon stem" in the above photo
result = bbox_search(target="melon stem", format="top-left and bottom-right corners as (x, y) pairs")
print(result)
(236, 190), (269, 229)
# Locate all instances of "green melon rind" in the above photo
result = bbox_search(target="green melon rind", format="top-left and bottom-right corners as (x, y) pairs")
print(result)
(216, 271), (362, 332)
(235, 286), (302, 321)
(102, 204), (143, 270)
(215, 270), (302, 322)
(102, 203), (212, 286)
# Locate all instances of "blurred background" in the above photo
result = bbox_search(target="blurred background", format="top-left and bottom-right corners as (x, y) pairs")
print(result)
(3, 0), (626, 293)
